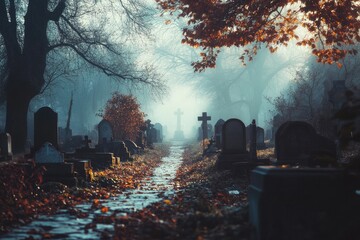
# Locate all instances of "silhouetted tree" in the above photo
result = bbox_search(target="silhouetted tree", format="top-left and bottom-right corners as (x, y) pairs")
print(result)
(0, 0), (164, 152)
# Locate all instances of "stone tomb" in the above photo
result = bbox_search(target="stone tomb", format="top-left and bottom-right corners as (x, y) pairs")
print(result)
(214, 119), (225, 149)
(72, 136), (119, 170)
(216, 118), (250, 169)
(98, 119), (113, 144)
(275, 121), (337, 167)
(154, 123), (163, 143)
(249, 166), (355, 240)
(0, 133), (13, 161)
(246, 125), (266, 150)
(108, 141), (131, 162)
(124, 140), (142, 155)
(35, 142), (77, 187)
(34, 107), (58, 151)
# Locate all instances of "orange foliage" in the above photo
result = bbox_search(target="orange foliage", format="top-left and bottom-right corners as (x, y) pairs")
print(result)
(101, 92), (145, 141)
(156, 0), (360, 71)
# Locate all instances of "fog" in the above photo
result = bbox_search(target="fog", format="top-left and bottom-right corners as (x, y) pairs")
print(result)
(1, 2), (317, 143)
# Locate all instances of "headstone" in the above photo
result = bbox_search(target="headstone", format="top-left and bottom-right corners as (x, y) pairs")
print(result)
(35, 142), (64, 163)
(34, 142), (77, 187)
(154, 123), (163, 143)
(136, 130), (145, 149)
(216, 118), (249, 169)
(271, 114), (282, 143)
(222, 118), (247, 154)
(256, 127), (266, 150)
(249, 166), (352, 240)
(108, 141), (131, 162)
(214, 119), (225, 149)
(174, 110), (185, 141)
(98, 119), (113, 144)
(198, 112), (211, 139)
(34, 107), (58, 150)
(249, 120), (257, 161)
(275, 121), (337, 166)
(0, 133), (12, 161)
(217, 119), (270, 170)
(124, 140), (141, 155)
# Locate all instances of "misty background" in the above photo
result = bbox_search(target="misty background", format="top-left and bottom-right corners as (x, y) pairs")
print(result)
(0, 0), (358, 143)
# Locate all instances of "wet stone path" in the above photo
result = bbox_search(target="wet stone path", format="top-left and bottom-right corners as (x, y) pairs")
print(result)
(2, 143), (184, 240)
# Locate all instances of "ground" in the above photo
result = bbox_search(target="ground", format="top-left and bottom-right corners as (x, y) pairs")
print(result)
(1, 142), (360, 239)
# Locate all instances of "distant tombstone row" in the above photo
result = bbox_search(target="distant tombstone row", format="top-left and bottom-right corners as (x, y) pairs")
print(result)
(246, 125), (266, 150)
(0, 133), (12, 161)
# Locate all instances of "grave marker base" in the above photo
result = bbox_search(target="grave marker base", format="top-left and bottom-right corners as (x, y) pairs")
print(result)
(249, 166), (357, 240)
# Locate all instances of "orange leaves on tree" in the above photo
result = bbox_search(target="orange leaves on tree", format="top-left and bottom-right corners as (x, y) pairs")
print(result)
(156, 0), (360, 71)
(100, 92), (145, 141)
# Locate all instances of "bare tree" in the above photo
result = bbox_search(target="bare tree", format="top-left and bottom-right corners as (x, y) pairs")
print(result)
(0, 0), (165, 152)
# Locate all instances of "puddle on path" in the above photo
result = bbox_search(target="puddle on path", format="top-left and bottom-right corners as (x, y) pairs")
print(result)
(2, 143), (184, 240)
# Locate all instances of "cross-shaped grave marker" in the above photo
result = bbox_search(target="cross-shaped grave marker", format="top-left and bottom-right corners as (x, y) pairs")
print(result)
(174, 108), (183, 131)
(198, 112), (211, 154)
(198, 112), (211, 140)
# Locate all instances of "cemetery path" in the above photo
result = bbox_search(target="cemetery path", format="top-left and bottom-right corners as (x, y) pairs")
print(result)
(1, 143), (184, 240)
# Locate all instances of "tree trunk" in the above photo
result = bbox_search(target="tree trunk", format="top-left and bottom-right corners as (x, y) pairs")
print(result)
(6, 89), (32, 153)
(3, 0), (65, 153)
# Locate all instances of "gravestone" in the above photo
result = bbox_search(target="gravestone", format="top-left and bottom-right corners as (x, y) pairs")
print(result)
(198, 112), (211, 140)
(35, 142), (77, 187)
(154, 123), (163, 143)
(256, 127), (266, 149)
(124, 140), (141, 155)
(108, 141), (131, 162)
(249, 166), (352, 240)
(275, 121), (337, 166)
(136, 130), (145, 149)
(246, 124), (265, 149)
(34, 107), (58, 150)
(174, 109), (185, 140)
(216, 118), (249, 169)
(214, 119), (225, 149)
(271, 114), (282, 143)
(0, 133), (12, 161)
(98, 119), (113, 144)
(35, 142), (64, 163)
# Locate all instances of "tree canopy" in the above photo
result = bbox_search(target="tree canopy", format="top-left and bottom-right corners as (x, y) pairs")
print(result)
(156, 0), (360, 71)
(101, 92), (145, 141)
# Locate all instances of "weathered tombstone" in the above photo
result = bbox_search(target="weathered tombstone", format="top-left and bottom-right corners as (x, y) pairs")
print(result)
(174, 109), (185, 141)
(124, 140), (141, 155)
(34, 107), (58, 150)
(275, 121), (337, 166)
(249, 120), (257, 161)
(154, 123), (163, 143)
(108, 141), (131, 162)
(35, 142), (77, 187)
(271, 113), (282, 143)
(98, 119), (113, 144)
(216, 118), (249, 169)
(214, 119), (225, 149)
(198, 112), (211, 140)
(136, 130), (145, 149)
(249, 166), (352, 240)
(256, 127), (266, 149)
(35, 142), (64, 163)
(0, 133), (12, 161)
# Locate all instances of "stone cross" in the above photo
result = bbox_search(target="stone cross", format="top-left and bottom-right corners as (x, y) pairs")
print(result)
(174, 108), (183, 131)
(198, 112), (211, 139)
